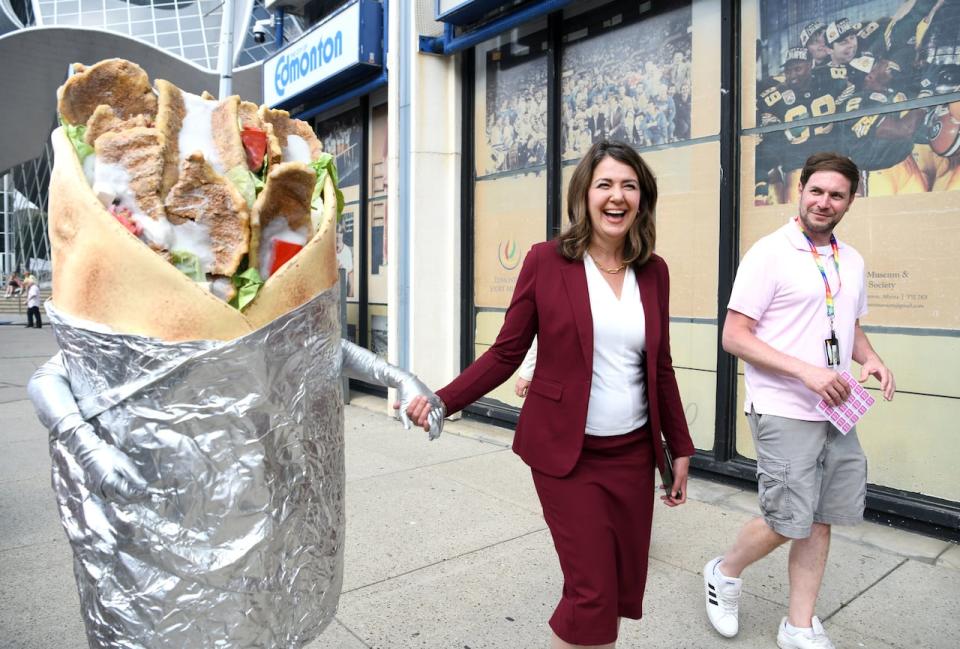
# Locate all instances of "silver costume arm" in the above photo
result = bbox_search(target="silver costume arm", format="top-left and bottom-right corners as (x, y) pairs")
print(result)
(28, 353), (149, 502)
(340, 339), (445, 440)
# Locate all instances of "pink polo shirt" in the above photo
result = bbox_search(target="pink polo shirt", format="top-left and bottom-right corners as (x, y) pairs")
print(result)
(729, 220), (867, 421)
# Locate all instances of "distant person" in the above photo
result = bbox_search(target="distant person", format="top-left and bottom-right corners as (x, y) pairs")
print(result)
(826, 19), (859, 67)
(800, 21), (829, 67)
(4, 271), (22, 298)
(336, 222), (355, 298)
(703, 152), (895, 649)
(25, 277), (42, 328)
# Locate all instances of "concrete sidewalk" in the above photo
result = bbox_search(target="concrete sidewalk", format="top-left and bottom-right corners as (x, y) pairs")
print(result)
(1, 322), (957, 649)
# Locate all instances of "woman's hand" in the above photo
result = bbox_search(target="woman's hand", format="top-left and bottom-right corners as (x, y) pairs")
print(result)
(397, 394), (446, 437)
(514, 377), (531, 398)
(660, 455), (689, 507)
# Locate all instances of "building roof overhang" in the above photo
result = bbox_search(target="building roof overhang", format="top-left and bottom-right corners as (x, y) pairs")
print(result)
(0, 25), (263, 174)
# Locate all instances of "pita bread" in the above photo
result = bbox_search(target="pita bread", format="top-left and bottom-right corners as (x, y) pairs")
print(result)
(49, 127), (340, 342)
(49, 127), (254, 342)
(50, 60), (342, 342)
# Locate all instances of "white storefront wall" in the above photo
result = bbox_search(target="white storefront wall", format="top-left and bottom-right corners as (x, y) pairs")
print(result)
(385, 0), (463, 414)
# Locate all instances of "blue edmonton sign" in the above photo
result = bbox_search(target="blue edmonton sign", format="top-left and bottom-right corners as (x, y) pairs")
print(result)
(263, 0), (382, 108)
(273, 31), (344, 99)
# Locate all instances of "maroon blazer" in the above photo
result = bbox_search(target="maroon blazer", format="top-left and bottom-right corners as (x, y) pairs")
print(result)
(437, 241), (695, 478)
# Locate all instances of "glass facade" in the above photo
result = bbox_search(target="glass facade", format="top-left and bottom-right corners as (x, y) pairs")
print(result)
(0, 0), (306, 279)
(464, 0), (960, 525)
(467, 1), (725, 449)
(739, 0), (960, 507)
(471, 16), (549, 411)
(1, 147), (52, 283)
(30, 0), (304, 69)
(317, 106), (363, 344)
(313, 96), (390, 364)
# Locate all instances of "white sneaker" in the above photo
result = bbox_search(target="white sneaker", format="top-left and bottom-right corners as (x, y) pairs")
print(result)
(777, 616), (836, 649)
(703, 556), (742, 637)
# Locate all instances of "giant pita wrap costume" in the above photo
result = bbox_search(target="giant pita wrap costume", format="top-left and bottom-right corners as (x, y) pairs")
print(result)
(29, 59), (443, 648)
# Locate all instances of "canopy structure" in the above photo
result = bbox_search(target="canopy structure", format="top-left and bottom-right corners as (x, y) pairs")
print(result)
(0, 26), (263, 175)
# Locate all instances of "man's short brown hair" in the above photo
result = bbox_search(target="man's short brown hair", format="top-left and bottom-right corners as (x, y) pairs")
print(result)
(800, 152), (860, 195)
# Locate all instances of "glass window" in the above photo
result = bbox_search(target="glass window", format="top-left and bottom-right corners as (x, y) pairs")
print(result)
(79, 7), (104, 26)
(316, 107), (364, 343)
(474, 19), (549, 178)
(180, 28), (205, 48)
(156, 32), (181, 50)
(182, 46), (208, 66)
(466, 1), (724, 428)
(129, 19), (155, 37)
(104, 9), (129, 28)
(471, 18), (549, 411)
(56, 1), (79, 15)
(560, 1), (697, 161)
(560, 0), (722, 449)
(368, 103), (389, 357)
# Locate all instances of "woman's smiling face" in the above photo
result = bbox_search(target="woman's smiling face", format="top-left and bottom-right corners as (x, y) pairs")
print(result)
(587, 156), (641, 248)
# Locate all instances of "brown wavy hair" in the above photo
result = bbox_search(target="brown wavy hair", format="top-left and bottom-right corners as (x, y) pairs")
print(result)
(557, 140), (658, 266)
(800, 151), (860, 195)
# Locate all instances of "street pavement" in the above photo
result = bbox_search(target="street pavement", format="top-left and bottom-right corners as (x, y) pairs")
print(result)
(1, 316), (958, 649)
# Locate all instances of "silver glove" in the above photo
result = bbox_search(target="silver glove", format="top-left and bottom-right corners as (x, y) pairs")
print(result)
(28, 353), (149, 502)
(340, 339), (445, 439)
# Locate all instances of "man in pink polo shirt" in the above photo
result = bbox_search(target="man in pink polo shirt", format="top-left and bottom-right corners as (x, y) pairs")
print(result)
(702, 152), (896, 649)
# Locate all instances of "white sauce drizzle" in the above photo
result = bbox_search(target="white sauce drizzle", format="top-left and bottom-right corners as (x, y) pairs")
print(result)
(82, 155), (96, 186)
(259, 218), (308, 279)
(209, 277), (233, 301)
(282, 134), (312, 163)
(179, 92), (223, 173)
(92, 159), (215, 273)
(170, 219), (216, 272)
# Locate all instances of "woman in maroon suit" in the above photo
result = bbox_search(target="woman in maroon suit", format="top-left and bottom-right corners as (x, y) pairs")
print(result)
(407, 140), (695, 648)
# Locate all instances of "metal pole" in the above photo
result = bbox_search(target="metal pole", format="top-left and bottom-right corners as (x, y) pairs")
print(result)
(3, 173), (10, 276)
(218, 0), (236, 98)
(274, 7), (285, 49)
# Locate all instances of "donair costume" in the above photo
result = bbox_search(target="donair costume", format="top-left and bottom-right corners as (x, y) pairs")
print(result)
(29, 288), (444, 648)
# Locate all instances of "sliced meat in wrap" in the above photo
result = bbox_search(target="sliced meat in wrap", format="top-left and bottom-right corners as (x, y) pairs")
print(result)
(49, 58), (342, 341)
(243, 173), (338, 330)
(259, 106), (324, 163)
(91, 127), (168, 227)
(238, 101), (261, 129)
(84, 106), (153, 147)
(58, 59), (157, 126)
(154, 79), (186, 197)
(172, 91), (246, 176)
(249, 162), (316, 280)
(164, 152), (250, 278)
(48, 128), (255, 342)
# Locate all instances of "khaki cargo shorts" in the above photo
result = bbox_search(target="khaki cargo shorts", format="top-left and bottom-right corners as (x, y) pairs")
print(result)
(747, 408), (867, 539)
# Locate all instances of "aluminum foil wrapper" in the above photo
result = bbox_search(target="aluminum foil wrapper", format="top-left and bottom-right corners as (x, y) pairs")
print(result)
(46, 286), (344, 649)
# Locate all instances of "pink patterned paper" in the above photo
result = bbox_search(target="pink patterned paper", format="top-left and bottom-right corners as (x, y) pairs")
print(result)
(815, 371), (875, 435)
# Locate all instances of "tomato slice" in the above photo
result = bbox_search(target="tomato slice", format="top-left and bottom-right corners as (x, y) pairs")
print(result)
(241, 127), (267, 172)
(270, 239), (304, 276)
(109, 204), (143, 237)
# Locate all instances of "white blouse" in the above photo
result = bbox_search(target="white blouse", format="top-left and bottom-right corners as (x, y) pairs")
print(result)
(583, 254), (648, 436)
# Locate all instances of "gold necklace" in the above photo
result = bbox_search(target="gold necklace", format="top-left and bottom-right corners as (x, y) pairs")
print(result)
(597, 262), (626, 274)
(590, 253), (626, 274)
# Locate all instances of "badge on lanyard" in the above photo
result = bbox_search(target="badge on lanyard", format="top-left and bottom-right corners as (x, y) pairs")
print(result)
(797, 219), (842, 368)
(824, 333), (840, 367)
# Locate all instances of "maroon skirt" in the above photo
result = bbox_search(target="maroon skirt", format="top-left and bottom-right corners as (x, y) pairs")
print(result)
(531, 426), (655, 645)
